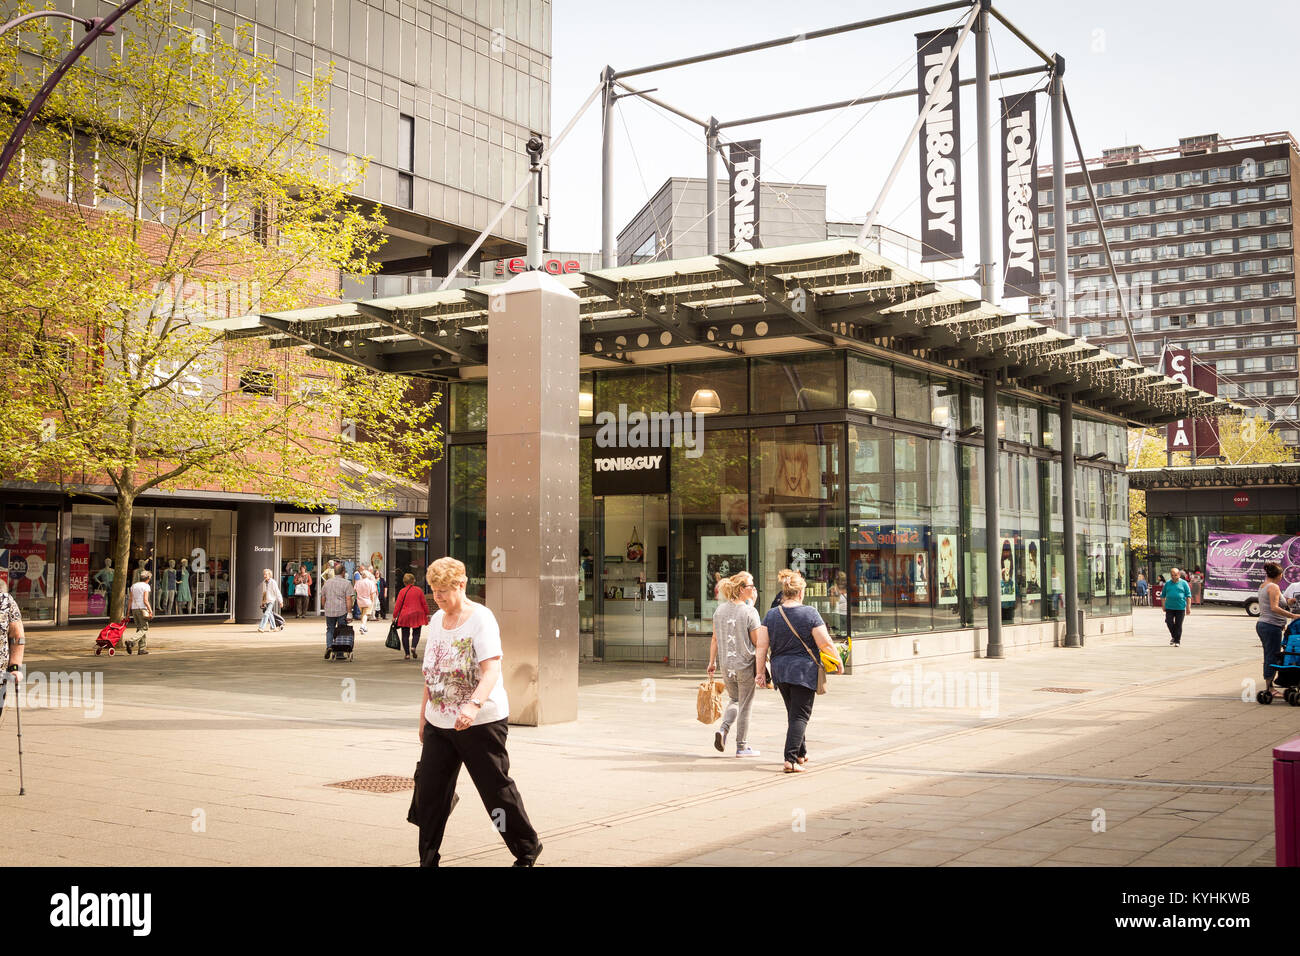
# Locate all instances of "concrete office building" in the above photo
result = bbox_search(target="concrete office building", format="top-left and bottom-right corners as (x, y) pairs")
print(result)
(1032, 132), (1298, 442)
(1, 0), (552, 626)
(617, 177), (827, 266)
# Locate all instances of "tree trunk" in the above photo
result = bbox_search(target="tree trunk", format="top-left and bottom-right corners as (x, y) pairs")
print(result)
(110, 491), (135, 621)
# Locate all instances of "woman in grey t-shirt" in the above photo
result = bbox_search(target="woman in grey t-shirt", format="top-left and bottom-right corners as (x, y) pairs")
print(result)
(707, 571), (768, 757)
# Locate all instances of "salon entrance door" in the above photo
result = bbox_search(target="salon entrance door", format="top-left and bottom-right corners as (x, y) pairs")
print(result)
(596, 494), (669, 662)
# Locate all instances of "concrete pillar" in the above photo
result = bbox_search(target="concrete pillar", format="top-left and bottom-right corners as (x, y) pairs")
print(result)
(485, 270), (580, 725)
(234, 501), (274, 624)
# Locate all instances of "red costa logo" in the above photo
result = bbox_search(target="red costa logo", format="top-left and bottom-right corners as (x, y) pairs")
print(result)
(1233, 493), (1250, 508)
(493, 258), (581, 276)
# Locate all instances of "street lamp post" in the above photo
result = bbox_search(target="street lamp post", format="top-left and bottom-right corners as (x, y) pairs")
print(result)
(0, 0), (144, 186)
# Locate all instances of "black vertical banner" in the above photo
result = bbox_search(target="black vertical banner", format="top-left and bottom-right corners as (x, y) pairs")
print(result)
(727, 139), (761, 251)
(1000, 90), (1039, 297)
(916, 28), (962, 262)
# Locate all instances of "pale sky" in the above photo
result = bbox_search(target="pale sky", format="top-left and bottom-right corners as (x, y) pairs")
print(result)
(544, 0), (1300, 279)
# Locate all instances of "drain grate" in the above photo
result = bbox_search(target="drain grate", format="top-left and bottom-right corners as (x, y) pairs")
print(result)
(326, 775), (415, 793)
(1035, 687), (1092, 694)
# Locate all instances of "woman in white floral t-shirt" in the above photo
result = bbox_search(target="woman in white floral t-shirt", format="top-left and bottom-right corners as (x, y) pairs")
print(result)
(414, 557), (542, 867)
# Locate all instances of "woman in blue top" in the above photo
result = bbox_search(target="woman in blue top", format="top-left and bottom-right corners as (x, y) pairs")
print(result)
(762, 568), (836, 774)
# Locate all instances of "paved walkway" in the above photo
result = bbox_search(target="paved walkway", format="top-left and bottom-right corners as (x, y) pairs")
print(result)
(0, 607), (1289, 866)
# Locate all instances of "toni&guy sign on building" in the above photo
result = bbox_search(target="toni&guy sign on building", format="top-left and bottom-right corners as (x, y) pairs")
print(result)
(1000, 90), (1039, 297)
(727, 140), (761, 252)
(915, 28), (963, 262)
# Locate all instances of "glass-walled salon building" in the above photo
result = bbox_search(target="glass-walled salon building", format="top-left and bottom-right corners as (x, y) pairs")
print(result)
(442, 349), (1133, 664)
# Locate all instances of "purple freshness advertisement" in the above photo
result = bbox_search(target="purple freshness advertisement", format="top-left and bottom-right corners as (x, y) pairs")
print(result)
(1205, 533), (1300, 592)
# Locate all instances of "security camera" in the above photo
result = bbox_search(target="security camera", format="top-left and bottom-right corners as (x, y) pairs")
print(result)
(526, 136), (544, 168)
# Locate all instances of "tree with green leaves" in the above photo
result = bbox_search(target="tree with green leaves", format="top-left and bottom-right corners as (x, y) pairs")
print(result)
(1127, 416), (1297, 547)
(0, 0), (441, 619)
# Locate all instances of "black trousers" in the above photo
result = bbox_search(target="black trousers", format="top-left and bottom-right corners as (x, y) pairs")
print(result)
(400, 626), (422, 655)
(1165, 608), (1186, 644)
(416, 717), (541, 867)
(777, 682), (816, 764)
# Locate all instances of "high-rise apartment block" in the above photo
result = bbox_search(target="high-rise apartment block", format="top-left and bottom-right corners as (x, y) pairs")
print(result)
(1034, 133), (1297, 441)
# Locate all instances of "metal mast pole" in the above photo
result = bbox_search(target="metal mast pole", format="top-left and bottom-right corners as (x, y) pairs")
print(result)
(1050, 57), (1068, 333)
(1052, 55), (1079, 648)
(525, 137), (544, 270)
(706, 118), (720, 255)
(975, 0), (1002, 657)
(601, 66), (616, 268)
(975, 0), (995, 303)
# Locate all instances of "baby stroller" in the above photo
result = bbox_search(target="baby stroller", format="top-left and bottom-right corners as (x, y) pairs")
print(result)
(1258, 619), (1300, 705)
(329, 622), (355, 662)
(95, 618), (131, 655)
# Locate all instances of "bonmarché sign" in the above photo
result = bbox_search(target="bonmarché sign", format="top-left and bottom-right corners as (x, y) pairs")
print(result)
(273, 513), (340, 537)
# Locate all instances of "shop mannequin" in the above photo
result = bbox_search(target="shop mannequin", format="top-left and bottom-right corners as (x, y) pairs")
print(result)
(93, 558), (114, 592)
(161, 559), (178, 614)
(134, 559), (147, 583)
(176, 561), (191, 613)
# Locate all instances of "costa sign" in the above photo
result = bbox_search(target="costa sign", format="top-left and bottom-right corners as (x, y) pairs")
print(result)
(916, 28), (963, 262)
(1000, 90), (1039, 297)
(1164, 347), (1220, 456)
(493, 258), (582, 276)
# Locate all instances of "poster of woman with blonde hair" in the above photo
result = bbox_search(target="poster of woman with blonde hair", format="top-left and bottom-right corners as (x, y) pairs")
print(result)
(762, 443), (820, 499)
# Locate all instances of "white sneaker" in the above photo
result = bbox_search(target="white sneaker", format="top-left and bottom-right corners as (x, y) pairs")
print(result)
(360, 624), (368, 634)
(736, 747), (760, 758)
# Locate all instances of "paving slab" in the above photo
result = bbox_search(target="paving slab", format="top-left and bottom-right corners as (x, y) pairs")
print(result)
(0, 606), (1291, 866)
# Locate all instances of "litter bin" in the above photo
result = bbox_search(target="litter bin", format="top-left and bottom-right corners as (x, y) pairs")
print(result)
(1274, 737), (1300, 866)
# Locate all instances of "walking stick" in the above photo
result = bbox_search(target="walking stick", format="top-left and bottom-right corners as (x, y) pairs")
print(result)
(6, 671), (23, 796)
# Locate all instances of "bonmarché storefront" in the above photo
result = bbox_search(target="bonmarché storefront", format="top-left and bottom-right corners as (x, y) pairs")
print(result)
(443, 349), (1136, 666)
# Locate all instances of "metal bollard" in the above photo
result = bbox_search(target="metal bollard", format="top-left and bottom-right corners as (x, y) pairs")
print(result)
(1078, 608), (1086, 647)
(1274, 737), (1300, 866)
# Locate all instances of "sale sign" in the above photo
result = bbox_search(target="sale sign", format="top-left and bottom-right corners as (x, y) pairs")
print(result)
(70, 543), (89, 616)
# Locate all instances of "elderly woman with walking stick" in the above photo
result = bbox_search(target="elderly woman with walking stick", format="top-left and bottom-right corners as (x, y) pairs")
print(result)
(414, 557), (542, 867)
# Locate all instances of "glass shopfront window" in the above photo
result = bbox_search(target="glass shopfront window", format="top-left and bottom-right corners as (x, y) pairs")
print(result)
(156, 508), (232, 615)
(1, 504), (59, 623)
(1107, 472), (1131, 612)
(751, 353), (844, 413)
(70, 503), (232, 618)
(1045, 461), (1065, 620)
(962, 445), (988, 627)
(671, 359), (747, 416)
(671, 428), (749, 634)
(894, 366), (931, 423)
(596, 367), (667, 415)
(849, 427), (959, 637)
(450, 381), (487, 431)
(849, 425), (895, 636)
(997, 451), (1019, 623)
(579, 437), (595, 633)
(848, 354), (893, 416)
(753, 424), (845, 632)
(449, 444), (487, 602)
(1044, 408), (1062, 451)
